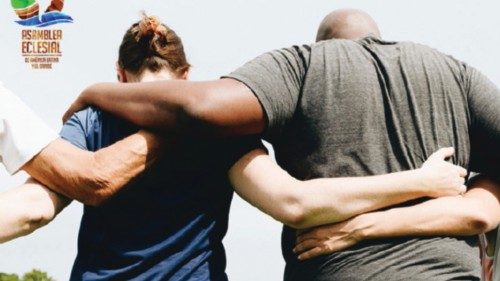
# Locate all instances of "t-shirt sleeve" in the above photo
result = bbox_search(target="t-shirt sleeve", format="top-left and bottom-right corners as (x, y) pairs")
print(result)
(223, 45), (311, 143)
(465, 67), (500, 178)
(0, 82), (58, 174)
(59, 111), (89, 151)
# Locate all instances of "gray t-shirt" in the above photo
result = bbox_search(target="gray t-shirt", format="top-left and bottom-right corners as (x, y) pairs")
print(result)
(225, 37), (500, 281)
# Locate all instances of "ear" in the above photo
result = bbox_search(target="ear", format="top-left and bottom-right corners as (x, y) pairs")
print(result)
(180, 68), (190, 80)
(116, 63), (127, 83)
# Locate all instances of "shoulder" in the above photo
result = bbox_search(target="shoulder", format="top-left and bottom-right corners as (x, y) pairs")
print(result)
(75, 106), (102, 120)
(66, 106), (103, 129)
(399, 41), (462, 62)
(61, 106), (104, 137)
(259, 44), (313, 68)
(60, 106), (109, 150)
(381, 40), (467, 72)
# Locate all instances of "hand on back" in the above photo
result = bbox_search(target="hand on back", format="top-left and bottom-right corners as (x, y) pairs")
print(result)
(418, 147), (467, 198)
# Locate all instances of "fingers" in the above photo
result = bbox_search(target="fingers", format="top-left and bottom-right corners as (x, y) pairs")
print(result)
(429, 147), (455, 160)
(451, 171), (466, 195)
(296, 229), (319, 245)
(294, 235), (333, 260)
(296, 228), (310, 237)
(444, 162), (467, 178)
(459, 185), (467, 195)
(450, 166), (466, 181)
(297, 247), (325, 261)
(452, 165), (467, 193)
(295, 241), (346, 260)
(294, 238), (319, 255)
(456, 165), (467, 178)
(459, 176), (466, 186)
(294, 225), (359, 260)
(295, 231), (345, 260)
(453, 168), (467, 194)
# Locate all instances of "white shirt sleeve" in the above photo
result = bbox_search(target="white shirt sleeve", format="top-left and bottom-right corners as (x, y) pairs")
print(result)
(0, 82), (58, 174)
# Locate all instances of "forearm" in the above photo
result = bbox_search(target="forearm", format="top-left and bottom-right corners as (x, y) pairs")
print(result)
(358, 178), (500, 239)
(297, 148), (468, 228)
(79, 81), (198, 132)
(295, 170), (430, 228)
(358, 197), (485, 238)
(0, 179), (70, 243)
(76, 79), (264, 137)
(23, 131), (163, 206)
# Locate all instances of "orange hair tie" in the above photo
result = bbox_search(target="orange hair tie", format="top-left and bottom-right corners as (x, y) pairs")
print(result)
(137, 13), (167, 40)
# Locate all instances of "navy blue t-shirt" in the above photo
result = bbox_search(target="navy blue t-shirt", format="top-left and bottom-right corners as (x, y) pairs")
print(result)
(60, 107), (258, 281)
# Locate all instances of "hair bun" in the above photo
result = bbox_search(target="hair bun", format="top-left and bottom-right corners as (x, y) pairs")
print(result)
(137, 13), (168, 43)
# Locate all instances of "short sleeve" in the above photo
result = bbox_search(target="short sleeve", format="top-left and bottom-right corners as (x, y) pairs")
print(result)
(59, 112), (89, 150)
(466, 67), (500, 178)
(223, 45), (311, 143)
(0, 82), (58, 174)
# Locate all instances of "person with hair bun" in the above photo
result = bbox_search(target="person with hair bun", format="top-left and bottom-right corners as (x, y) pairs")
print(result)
(2, 14), (487, 281)
(60, 15), (247, 280)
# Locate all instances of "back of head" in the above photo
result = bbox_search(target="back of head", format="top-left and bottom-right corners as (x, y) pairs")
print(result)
(118, 13), (190, 78)
(316, 9), (381, 42)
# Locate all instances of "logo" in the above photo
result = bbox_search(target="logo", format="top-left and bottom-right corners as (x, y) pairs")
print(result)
(11, 0), (73, 27)
(12, 0), (73, 69)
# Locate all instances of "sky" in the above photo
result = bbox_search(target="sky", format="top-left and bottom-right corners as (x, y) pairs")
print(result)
(0, 0), (499, 280)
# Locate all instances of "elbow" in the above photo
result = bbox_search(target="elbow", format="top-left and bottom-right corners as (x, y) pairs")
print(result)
(0, 208), (51, 244)
(276, 191), (310, 229)
(466, 211), (498, 234)
(80, 166), (115, 207)
(22, 209), (53, 231)
(470, 215), (498, 234)
(83, 178), (113, 207)
(84, 194), (106, 208)
(21, 196), (56, 232)
(280, 203), (308, 229)
(81, 190), (110, 207)
(277, 189), (343, 229)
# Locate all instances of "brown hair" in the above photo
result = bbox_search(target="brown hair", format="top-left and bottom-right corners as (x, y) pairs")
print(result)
(118, 13), (190, 77)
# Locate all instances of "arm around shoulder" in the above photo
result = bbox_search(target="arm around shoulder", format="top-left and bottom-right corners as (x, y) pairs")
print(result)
(66, 79), (266, 137)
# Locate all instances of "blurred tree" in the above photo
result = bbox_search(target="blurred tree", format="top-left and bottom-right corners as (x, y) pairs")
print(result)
(0, 270), (54, 281)
(22, 270), (54, 281)
(0, 273), (20, 281)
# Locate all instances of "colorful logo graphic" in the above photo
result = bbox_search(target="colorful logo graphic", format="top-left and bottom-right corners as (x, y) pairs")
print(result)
(11, 0), (73, 27)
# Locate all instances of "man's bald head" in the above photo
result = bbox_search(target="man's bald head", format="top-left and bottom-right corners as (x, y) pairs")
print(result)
(316, 9), (381, 42)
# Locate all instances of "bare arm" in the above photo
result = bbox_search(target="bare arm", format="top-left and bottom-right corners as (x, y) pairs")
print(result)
(0, 179), (70, 243)
(63, 79), (265, 137)
(294, 176), (500, 260)
(22, 130), (163, 206)
(359, 177), (500, 237)
(229, 148), (467, 229)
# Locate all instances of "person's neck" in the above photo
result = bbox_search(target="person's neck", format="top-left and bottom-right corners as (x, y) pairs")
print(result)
(138, 70), (175, 83)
